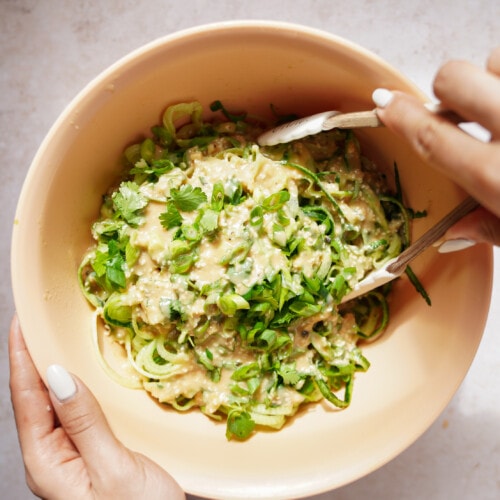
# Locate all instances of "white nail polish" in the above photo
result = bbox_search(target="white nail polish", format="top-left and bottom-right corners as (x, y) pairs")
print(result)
(372, 88), (394, 108)
(46, 364), (76, 402)
(438, 238), (476, 254)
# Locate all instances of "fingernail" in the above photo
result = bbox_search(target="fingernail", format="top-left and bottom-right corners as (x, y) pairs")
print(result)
(372, 88), (394, 108)
(438, 238), (476, 253)
(46, 364), (76, 402)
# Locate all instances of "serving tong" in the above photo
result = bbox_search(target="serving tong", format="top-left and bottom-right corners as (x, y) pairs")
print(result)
(340, 196), (479, 302)
(257, 104), (460, 146)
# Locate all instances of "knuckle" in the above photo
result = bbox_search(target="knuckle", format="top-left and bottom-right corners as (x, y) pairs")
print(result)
(414, 119), (441, 163)
(63, 408), (98, 437)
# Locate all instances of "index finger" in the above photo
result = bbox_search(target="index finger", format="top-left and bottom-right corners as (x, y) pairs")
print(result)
(374, 92), (500, 218)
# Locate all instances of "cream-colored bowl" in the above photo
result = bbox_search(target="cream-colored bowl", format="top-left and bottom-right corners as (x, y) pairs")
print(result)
(11, 21), (492, 499)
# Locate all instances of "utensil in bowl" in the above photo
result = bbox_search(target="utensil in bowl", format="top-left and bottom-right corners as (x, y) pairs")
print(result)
(341, 196), (480, 302)
(258, 103), (461, 146)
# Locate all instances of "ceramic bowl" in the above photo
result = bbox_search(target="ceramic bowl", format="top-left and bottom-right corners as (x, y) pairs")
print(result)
(11, 21), (493, 499)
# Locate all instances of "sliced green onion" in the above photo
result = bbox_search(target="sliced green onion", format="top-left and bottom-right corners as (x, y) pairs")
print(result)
(217, 294), (250, 316)
(103, 293), (132, 327)
(163, 101), (203, 143)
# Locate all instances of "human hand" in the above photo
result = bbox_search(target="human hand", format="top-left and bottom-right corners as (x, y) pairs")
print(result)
(372, 47), (500, 250)
(8, 315), (185, 500)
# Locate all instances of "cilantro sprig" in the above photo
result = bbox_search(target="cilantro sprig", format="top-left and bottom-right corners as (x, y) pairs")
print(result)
(90, 234), (139, 293)
(92, 240), (127, 290)
(159, 203), (182, 229)
(226, 410), (255, 440)
(170, 185), (207, 211)
(112, 181), (148, 226)
(160, 185), (208, 230)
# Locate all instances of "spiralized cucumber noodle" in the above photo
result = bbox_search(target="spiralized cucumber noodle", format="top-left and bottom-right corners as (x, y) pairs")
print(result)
(78, 101), (413, 440)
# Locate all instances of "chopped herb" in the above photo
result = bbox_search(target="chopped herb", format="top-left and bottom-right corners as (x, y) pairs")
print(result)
(112, 181), (148, 226)
(170, 185), (207, 211)
(210, 100), (247, 123)
(159, 202), (182, 229)
(226, 410), (255, 440)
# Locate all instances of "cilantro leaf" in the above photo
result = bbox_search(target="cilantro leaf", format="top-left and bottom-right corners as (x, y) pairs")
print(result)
(278, 364), (302, 386)
(130, 158), (176, 178)
(170, 185), (207, 211)
(159, 201), (182, 229)
(91, 248), (108, 277)
(91, 240), (127, 291)
(112, 181), (148, 226)
(226, 410), (255, 440)
(106, 262), (126, 289)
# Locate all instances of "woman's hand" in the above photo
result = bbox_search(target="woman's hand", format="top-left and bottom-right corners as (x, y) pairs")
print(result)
(9, 315), (185, 500)
(372, 47), (500, 249)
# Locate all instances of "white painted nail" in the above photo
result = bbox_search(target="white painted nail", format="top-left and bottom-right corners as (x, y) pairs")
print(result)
(438, 238), (476, 254)
(46, 364), (76, 402)
(372, 88), (394, 108)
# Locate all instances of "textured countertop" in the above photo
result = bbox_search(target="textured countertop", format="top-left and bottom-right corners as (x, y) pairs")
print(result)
(1, 1), (499, 499)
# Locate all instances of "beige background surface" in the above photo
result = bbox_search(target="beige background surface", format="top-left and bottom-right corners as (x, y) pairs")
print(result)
(2, 1), (499, 499)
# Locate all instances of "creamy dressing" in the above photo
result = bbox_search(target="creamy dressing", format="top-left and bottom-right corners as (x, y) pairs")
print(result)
(124, 147), (354, 413)
(80, 117), (403, 436)
(189, 147), (303, 198)
(129, 214), (363, 410)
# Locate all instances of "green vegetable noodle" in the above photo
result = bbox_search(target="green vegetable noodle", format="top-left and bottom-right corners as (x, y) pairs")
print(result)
(79, 101), (412, 440)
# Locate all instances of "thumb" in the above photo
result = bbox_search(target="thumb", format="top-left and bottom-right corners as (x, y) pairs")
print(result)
(46, 365), (126, 481)
(438, 207), (500, 252)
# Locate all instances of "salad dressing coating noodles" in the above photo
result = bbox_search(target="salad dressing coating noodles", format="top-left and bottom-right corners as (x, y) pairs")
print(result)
(79, 101), (411, 440)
